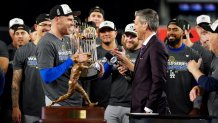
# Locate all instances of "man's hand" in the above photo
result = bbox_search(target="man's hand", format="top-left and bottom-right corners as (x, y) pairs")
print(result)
(71, 52), (90, 63)
(183, 30), (194, 47)
(111, 48), (134, 71)
(189, 86), (203, 102)
(117, 65), (128, 76)
(111, 47), (127, 63)
(12, 107), (21, 123)
(187, 58), (202, 74)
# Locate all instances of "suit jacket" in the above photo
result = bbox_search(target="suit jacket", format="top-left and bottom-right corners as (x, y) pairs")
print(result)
(131, 35), (168, 113)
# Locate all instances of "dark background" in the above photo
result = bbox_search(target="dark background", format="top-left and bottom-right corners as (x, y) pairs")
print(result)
(1, 0), (217, 44)
(0, 0), (159, 29)
(0, 0), (160, 43)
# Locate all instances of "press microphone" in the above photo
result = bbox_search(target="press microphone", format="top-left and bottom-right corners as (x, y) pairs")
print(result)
(105, 52), (131, 80)
(105, 52), (118, 65)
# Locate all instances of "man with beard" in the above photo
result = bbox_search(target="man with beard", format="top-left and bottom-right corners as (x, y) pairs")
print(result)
(165, 18), (202, 115)
(104, 23), (141, 123)
(11, 13), (51, 123)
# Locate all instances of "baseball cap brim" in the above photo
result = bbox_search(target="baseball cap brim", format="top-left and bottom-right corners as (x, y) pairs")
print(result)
(14, 25), (30, 34)
(198, 23), (210, 28)
(124, 32), (137, 37)
(201, 24), (213, 32)
(10, 24), (24, 30)
(99, 26), (115, 32)
(62, 11), (81, 17)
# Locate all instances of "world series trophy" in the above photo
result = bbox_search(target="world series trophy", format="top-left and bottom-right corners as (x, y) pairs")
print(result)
(49, 20), (100, 106)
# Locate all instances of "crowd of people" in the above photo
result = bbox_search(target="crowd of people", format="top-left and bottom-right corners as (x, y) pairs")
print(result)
(0, 3), (218, 123)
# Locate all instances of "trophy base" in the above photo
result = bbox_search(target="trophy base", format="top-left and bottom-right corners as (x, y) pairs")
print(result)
(40, 106), (106, 123)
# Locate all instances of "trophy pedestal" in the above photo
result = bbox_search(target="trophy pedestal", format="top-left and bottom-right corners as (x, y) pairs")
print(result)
(40, 106), (106, 123)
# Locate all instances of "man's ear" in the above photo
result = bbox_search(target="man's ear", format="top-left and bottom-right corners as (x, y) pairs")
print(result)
(143, 22), (148, 29)
(141, 22), (148, 31)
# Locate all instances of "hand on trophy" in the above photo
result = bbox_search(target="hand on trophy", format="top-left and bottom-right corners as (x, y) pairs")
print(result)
(71, 51), (91, 63)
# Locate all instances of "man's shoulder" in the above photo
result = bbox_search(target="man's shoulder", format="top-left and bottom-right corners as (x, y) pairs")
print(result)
(19, 42), (34, 51)
(7, 43), (16, 50)
(0, 40), (9, 58)
(39, 33), (56, 45)
(150, 39), (166, 51)
(97, 45), (103, 51)
(184, 46), (201, 60)
(185, 46), (199, 55)
(63, 35), (70, 41)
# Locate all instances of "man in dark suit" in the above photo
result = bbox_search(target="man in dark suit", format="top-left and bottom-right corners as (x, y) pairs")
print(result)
(131, 9), (168, 122)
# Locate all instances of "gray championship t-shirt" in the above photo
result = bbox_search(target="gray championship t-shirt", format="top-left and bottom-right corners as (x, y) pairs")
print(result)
(37, 32), (82, 106)
(191, 41), (213, 75)
(13, 42), (45, 117)
(89, 45), (113, 108)
(109, 49), (140, 107)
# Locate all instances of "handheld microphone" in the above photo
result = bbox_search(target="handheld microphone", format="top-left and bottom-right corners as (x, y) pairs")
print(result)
(105, 52), (118, 65)
(105, 52), (131, 80)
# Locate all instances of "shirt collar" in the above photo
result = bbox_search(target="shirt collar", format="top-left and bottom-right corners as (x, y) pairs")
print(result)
(142, 32), (156, 46)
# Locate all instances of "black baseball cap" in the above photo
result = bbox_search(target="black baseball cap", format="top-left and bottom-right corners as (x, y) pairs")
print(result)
(168, 18), (191, 30)
(201, 20), (218, 33)
(168, 18), (193, 38)
(36, 13), (50, 24)
(49, 4), (81, 19)
(89, 6), (104, 17)
(14, 25), (30, 34)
